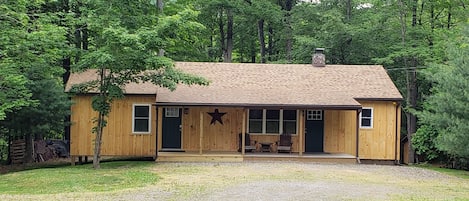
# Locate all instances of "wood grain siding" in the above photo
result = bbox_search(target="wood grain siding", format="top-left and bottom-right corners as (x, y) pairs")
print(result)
(181, 107), (244, 152)
(70, 95), (157, 157)
(358, 101), (400, 160)
(324, 110), (357, 156)
(323, 101), (400, 160)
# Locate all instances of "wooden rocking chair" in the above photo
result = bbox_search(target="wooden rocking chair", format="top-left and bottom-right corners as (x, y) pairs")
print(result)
(238, 133), (258, 152)
(276, 133), (293, 153)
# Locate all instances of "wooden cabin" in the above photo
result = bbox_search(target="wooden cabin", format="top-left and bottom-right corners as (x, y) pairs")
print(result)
(66, 57), (403, 164)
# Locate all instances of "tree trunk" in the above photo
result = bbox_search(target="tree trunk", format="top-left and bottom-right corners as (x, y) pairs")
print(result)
(267, 25), (274, 61)
(93, 111), (104, 169)
(346, 0), (352, 21)
(24, 133), (33, 163)
(406, 0), (419, 164)
(218, 8), (226, 61)
(224, 8), (233, 62)
(258, 19), (266, 63)
(406, 67), (418, 164)
(93, 68), (106, 169)
(285, 0), (293, 63)
(157, 0), (164, 55)
(447, 5), (451, 29)
(251, 46), (256, 63)
(157, 0), (164, 13)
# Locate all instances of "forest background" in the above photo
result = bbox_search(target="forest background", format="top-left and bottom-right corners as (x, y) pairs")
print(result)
(0, 0), (468, 168)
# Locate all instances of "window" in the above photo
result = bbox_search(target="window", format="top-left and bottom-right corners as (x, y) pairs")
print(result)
(248, 109), (263, 133)
(133, 104), (151, 133)
(165, 108), (179, 117)
(360, 107), (373, 128)
(248, 109), (297, 134)
(307, 110), (322, 120)
(266, 110), (280, 133)
(283, 110), (297, 134)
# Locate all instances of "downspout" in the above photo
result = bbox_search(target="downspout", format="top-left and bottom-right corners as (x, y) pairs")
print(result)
(394, 102), (401, 165)
(356, 108), (361, 164)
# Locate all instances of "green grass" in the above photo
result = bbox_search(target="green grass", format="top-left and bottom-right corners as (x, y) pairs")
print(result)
(416, 163), (469, 179)
(0, 161), (159, 194)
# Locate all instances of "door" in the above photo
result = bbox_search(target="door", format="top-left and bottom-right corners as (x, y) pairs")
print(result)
(162, 108), (182, 149)
(305, 110), (324, 152)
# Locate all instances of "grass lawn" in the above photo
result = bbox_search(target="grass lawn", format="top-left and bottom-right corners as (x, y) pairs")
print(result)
(1, 161), (468, 200)
(0, 161), (158, 194)
(417, 163), (469, 179)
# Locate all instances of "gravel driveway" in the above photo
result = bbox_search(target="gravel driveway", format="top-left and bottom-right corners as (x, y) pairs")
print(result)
(2, 162), (468, 201)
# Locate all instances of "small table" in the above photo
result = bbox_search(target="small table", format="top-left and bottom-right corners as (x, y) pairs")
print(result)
(259, 142), (273, 152)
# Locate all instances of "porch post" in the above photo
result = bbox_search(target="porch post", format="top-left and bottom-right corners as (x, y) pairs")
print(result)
(157, 107), (163, 152)
(356, 109), (361, 164)
(199, 111), (204, 155)
(298, 110), (304, 156)
(241, 108), (246, 155)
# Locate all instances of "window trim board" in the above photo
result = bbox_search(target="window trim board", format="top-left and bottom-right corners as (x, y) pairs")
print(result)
(359, 107), (373, 129)
(132, 104), (152, 134)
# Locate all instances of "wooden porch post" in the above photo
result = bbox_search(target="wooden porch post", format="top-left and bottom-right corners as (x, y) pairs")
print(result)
(356, 109), (361, 164)
(241, 108), (246, 155)
(199, 111), (204, 155)
(298, 110), (304, 156)
(157, 107), (163, 152)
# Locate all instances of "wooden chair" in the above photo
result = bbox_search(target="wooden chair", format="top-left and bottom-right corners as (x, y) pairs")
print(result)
(276, 133), (293, 153)
(238, 133), (258, 152)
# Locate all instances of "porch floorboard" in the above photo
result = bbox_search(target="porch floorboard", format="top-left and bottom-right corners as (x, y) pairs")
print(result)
(156, 151), (357, 163)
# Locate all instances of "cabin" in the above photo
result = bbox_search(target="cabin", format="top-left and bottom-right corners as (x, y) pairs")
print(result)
(65, 50), (403, 164)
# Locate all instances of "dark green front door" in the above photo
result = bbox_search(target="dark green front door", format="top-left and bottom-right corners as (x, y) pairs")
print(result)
(305, 110), (324, 152)
(162, 108), (182, 149)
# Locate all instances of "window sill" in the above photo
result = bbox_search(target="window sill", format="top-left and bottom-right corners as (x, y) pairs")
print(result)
(132, 132), (151, 135)
(359, 127), (373, 129)
(250, 133), (298, 136)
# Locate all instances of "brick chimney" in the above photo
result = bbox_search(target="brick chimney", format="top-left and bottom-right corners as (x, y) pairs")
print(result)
(312, 48), (326, 67)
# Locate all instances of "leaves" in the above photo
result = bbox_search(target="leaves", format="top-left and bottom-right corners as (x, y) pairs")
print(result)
(417, 23), (469, 159)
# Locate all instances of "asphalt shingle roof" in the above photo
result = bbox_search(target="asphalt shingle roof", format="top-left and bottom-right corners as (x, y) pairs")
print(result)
(65, 62), (403, 108)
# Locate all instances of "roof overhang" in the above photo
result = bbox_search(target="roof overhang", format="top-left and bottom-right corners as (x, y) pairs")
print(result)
(153, 102), (362, 110)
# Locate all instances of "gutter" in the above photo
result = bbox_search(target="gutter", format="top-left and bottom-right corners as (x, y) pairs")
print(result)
(153, 102), (362, 110)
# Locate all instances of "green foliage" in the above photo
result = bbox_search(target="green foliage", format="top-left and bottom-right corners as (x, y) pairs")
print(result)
(0, 69), (34, 120)
(69, 0), (209, 168)
(412, 125), (441, 161)
(0, 161), (158, 194)
(418, 24), (469, 159)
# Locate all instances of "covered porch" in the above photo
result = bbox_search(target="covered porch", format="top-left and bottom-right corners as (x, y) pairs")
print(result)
(155, 105), (361, 163)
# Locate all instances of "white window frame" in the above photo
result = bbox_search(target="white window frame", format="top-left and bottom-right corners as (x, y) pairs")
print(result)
(359, 107), (373, 128)
(132, 104), (151, 134)
(306, 110), (323, 120)
(247, 109), (298, 134)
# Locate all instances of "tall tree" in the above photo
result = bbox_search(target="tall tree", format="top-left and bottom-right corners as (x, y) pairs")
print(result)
(70, 0), (208, 169)
(418, 23), (469, 160)
(0, 0), (69, 162)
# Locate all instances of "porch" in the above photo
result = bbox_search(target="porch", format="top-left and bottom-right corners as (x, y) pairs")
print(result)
(156, 151), (357, 163)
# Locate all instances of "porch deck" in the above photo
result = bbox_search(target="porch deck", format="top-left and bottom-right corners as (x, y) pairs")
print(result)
(156, 152), (358, 163)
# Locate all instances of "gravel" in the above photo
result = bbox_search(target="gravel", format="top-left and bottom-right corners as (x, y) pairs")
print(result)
(1, 162), (467, 201)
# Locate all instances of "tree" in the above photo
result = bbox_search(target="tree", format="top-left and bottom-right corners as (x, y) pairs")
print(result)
(70, 0), (208, 169)
(418, 24), (469, 160)
(0, 69), (33, 121)
(0, 0), (69, 163)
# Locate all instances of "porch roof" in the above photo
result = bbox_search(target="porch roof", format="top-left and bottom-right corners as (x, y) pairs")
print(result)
(155, 62), (402, 108)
